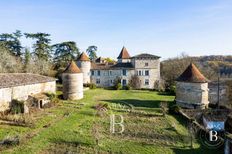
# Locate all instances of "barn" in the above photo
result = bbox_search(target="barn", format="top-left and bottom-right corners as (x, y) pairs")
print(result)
(0, 73), (56, 111)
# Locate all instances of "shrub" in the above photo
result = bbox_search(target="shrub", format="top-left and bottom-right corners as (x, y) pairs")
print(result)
(168, 104), (181, 115)
(10, 100), (24, 114)
(124, 84), (131, 90)
(89, 83), (97, 89)
(113, 77), (122, 90)
(45, 92), (56, 100)
(83, 83), (90, 87)
(154, 80), (165, 92)
(115, 83), (122, 90)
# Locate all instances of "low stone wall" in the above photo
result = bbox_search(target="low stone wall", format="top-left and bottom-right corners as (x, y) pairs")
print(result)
(0, 81), (56, 111)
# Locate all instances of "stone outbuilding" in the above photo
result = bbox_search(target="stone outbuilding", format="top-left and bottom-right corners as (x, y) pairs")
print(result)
(77, 52), (91, 84)
(62, 61), (83, 100)
(0, 73), (56, 111)
(176, 63), (209, 109)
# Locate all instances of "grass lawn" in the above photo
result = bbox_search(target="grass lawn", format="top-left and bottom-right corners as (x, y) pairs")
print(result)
(0, 89), (223, 154)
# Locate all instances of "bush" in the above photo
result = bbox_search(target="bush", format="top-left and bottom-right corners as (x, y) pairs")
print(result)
(45, 92), (56, 100)
(168, 104), (181, 115)
(83, 83), (90, 87)
(115, 83), (122, 90)
(10, 100), (24, 114)
(124, 84), (131, 90)
(89, 83), (97, 89)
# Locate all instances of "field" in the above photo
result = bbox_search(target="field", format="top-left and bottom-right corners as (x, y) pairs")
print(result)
(0, 89), (223, 154)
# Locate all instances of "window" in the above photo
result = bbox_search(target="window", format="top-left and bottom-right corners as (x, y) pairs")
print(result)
(145, 79), (149, 85)
(145, 70), (149, 76)
(145, 63), (148, 66)
(139, 70), (142, 76)
(122, 79), (127, 86)
(91, 70), (94, 76)
(96, 79), (100, 84)
(109, 70), (112, 76)
(97, 70), (100, 76)
(122, 69), (127, 76)
(110, 80), (113, 84)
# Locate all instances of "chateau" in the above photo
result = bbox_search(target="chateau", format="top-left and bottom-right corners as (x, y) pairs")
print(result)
(77, 47), (160, 89)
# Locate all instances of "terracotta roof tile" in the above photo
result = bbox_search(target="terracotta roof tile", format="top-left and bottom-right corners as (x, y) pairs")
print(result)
(0, 73), (56, 89)
(117, 46), (130, 59)
(63, 61), (81, 73)
(176, 63), (208, 83)
(77, 52), (90, 61)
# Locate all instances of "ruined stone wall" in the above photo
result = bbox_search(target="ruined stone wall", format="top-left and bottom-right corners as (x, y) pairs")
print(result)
(0, 81), (56, 111)
(176, 82), (209, 109)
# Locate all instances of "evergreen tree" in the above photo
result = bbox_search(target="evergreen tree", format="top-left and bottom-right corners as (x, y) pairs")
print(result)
(86, 45), (97, 61)
(52, 41), (80, 68)
(0, 30), (23, 57)
(24, 32), (51, 61)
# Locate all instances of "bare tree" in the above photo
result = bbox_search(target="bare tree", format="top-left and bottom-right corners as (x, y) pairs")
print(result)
(129, 75), (141, 89)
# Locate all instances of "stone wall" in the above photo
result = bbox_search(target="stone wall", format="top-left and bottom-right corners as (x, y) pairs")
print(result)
(133, 58), (160, 89)
(0, 81), (56, 111)
(77, 61), (91, 84)
(176, 82), (209, 109)
(62, 73), (83, 100)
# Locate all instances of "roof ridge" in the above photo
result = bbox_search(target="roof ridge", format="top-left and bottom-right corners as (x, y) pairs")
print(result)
(77, 52), (90, 61)
(176, 63), (208, 83)
(117, 46), (131, 59)
(63, 61), (81, 73)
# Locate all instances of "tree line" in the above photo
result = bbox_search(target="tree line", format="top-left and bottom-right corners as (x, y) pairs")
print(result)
(0, 30), (98, 75)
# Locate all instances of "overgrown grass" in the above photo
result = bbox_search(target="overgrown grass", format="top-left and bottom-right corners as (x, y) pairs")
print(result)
(0, 89), (223, 154)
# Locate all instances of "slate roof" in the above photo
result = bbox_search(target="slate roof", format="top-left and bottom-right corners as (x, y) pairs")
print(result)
(91, 62), (133, 70)
(117, 46), (131, 59)
(77, 52), (90, 61)
(110, 62), (134, 69)
(131, 53), (160, 59)
(63, 61), (81, 73)
(0, 73), (56, 89)
(176, 63), (208, 83)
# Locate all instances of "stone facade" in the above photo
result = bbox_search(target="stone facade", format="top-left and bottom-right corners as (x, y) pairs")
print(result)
(80, 48), (161, 89)
(176, 82), (209, 109)
(77, 60), (91, 84)
(0, 81), (56, 111)
(90, 58), (160, 89)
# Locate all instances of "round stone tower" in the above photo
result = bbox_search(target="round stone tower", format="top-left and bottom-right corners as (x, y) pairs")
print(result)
(77, 52), (91, 84)
(62, 61), (83, 100)
(176, 63), (209, 109)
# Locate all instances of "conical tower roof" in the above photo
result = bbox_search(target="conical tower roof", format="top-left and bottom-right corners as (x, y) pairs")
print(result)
(176, 63), (208, 83)
(117, 46), (130, 59)
(63, 61), (81, 73)
(77, 52), (90, 61)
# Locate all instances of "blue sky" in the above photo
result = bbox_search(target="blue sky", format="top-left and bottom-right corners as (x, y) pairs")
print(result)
(0, 0), (232, 60)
